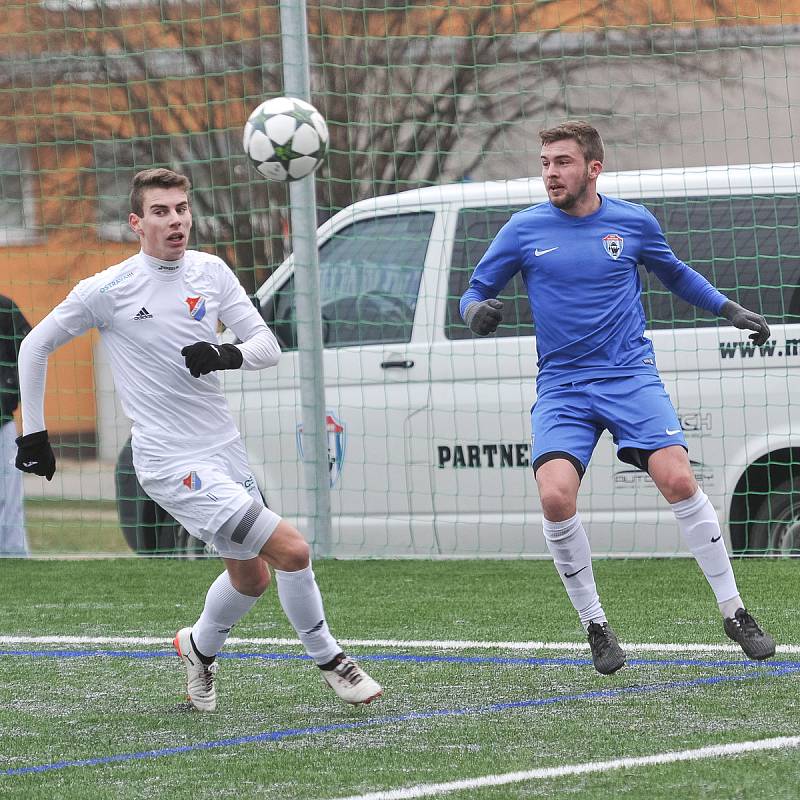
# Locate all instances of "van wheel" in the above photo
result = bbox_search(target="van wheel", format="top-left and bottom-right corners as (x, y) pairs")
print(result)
(746, 475), (800, 555)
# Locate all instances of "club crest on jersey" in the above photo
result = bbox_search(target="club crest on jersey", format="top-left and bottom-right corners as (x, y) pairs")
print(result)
(182, 471), (202, 490)
(296, 411), (346, 487)
(602, 233), (624, 260)
(185, 295), (207, 321)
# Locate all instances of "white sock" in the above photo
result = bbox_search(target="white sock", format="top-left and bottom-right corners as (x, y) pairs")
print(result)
(275, 564), (341, 665)
(543, 513), (605, 628)
(192, 571), (260, 658)
(671, 488), (742, 613)
(719, 596), (745, 619)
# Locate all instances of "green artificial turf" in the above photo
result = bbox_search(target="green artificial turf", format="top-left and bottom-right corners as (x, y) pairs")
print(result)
(0, 558), (798, 799)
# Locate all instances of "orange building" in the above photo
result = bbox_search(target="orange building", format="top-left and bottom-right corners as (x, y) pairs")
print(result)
(0, 1), (281, 448)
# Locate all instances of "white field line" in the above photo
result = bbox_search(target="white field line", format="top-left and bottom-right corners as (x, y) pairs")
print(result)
(0, 634), (799, 655)
(327, 736), (800, 800)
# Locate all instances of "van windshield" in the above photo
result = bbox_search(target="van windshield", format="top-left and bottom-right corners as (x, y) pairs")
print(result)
(262, 212), (434, 349)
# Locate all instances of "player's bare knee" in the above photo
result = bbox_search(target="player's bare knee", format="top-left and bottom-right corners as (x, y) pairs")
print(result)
(248, 570), (271, 596)
(259, 521), (311, 571)
(534, 456), (581, 519)
(246, 577), (270, 597)
(651, 465), (697, 503)
(250, 565), (272, 596)
(660, 474), (698, 504)
(539, 485), (577, 521)
(282, 538), (310, 571)
(228, 563), (270, 597)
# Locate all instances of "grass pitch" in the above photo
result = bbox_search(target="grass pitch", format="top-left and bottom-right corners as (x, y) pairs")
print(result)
(0, 558), (798, 799)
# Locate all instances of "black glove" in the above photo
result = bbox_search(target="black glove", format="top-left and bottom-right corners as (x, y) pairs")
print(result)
(181, 342), (243, 378)
(721, 300), (771, 347)
(15, 429), (56, 481)
(464, 299), (504, 336)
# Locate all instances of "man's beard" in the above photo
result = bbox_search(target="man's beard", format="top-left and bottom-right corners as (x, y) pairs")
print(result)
(549, 177), (589, 210)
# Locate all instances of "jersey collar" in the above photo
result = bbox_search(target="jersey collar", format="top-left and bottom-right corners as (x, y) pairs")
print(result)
(547, 193), (606, 222)
(139, 250), (185, 279)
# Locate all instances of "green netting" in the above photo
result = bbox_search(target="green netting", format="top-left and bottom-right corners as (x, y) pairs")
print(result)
(0, 0), (798, 557)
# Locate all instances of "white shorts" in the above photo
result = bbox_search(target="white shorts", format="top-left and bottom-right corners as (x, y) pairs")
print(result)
(136, 439), (281, 559)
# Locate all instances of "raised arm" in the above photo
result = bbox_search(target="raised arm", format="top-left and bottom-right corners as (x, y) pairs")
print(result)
(228, 313), (281, 369)
(459, 217), (523, 337)
(639, 208), (770, 346)
(181, 314), (280, 378)
(181, 263), (281, 378)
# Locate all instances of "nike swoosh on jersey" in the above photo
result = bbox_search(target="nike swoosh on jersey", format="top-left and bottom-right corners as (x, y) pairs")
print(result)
(534, 247), (559, 256)
(711, 535), (722, 542)
(22, 461), (38, 468)
(665, 428), (681, 435)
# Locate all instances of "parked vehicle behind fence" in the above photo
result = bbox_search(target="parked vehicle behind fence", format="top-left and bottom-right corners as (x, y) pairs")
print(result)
(213, 164), (800, 557)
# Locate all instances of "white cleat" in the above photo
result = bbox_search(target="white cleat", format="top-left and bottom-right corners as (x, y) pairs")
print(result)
(321, 655), (383, 705)
(173, 627), (218, 712)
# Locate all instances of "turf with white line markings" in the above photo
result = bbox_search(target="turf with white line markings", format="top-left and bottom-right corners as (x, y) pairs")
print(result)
(2, 634), (798, 654)
(4, 648), (799, 671)
(2, 667), (792, 776)
(325, 736), (800, 800)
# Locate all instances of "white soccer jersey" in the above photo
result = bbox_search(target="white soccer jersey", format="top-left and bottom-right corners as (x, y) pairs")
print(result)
(50, 250), (273, 465)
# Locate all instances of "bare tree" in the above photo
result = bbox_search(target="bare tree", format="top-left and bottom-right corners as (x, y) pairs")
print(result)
(309, 0), (741, 212)
(1, 3), (288, 293)
(81, 17), (287, 293)
(3, 0), (740, 287)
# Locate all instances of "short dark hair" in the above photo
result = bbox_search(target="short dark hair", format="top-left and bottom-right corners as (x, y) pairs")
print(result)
(130, 168), (192, 216)
(539, 121), (604, 164)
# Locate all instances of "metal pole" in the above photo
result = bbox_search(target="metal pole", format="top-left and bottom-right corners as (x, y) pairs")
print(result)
(280, 0), (332, 555)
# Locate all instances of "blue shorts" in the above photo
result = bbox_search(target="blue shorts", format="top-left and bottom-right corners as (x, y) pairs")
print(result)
(530, 374), (687, 476)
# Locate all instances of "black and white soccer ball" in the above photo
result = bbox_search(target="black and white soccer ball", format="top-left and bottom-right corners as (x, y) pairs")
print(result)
(243, 96), (329, 182)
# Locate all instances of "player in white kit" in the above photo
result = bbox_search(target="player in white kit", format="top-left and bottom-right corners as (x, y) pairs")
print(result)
(15, 168), (382, 711)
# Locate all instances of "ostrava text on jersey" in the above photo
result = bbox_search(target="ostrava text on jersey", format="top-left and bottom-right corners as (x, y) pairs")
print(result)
(460, 195), (728, 393)
(51, 250), (259, 465)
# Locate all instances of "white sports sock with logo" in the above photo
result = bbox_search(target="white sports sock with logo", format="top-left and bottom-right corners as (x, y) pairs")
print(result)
(671, 488), (741, 613)
(275, 564), (341, 665)
(543, 513), (606, 628)
(192, 570), (260, 658)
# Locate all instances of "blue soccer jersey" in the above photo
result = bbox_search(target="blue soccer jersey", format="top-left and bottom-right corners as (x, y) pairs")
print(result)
(460, 195), (727, 393)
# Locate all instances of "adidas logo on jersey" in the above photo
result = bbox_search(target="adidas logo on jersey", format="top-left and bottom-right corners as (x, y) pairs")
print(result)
(133, 307), (153, 320)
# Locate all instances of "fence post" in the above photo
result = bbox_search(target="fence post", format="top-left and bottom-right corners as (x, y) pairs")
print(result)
(280, 0), (332, 555)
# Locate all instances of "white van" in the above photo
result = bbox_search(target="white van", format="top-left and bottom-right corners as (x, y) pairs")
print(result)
(221, 163), (800, 557)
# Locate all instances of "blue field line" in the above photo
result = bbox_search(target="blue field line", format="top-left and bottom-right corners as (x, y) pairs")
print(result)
(1, 667), (795, 777)
(1, 648), (800, 671)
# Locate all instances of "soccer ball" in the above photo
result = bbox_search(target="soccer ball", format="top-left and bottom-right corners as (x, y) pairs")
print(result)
(243, 96), (329, 182)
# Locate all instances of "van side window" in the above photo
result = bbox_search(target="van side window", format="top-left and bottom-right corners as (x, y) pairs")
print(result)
(641, 194), (800, 327)
(261, 212), (434, 349)
(446, 206), (533, 340)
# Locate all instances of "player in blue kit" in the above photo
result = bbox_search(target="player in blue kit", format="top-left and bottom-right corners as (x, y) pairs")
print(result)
(461, 121), (775, 674)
